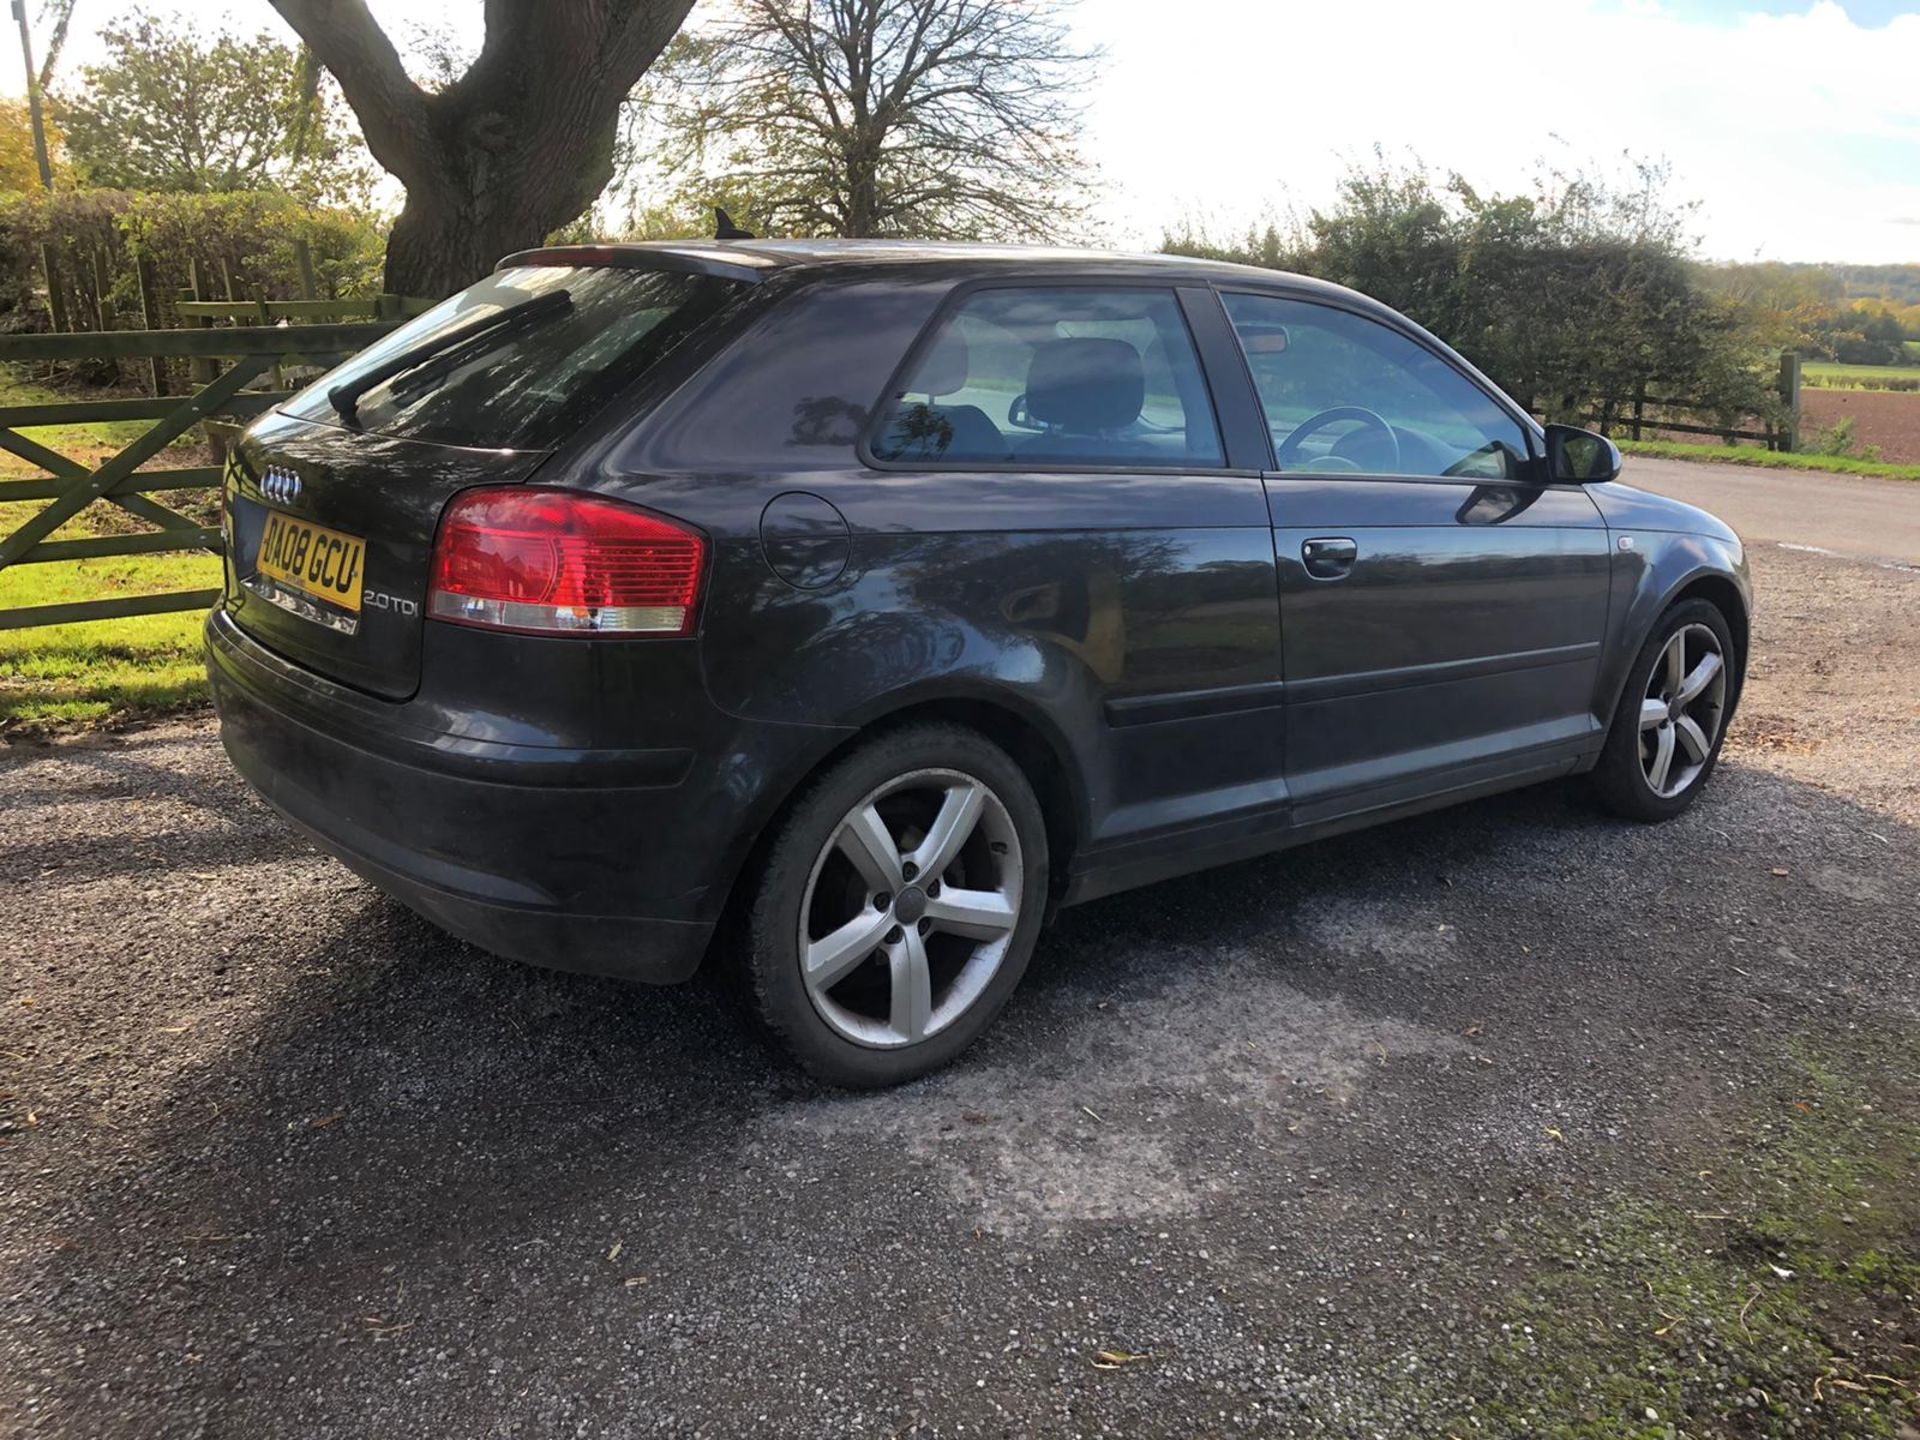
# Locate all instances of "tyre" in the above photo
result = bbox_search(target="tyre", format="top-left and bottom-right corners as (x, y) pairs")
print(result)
(739, 723), (1049, 1087)
(1591, 597), (1737, 822)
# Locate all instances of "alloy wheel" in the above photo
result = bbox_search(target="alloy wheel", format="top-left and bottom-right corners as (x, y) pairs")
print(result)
(1637, 622), (1728, 799)
(797, 768), (1024, 1049)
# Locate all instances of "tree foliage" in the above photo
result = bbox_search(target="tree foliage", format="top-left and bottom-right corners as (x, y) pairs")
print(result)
(627, 0), (1097, 241)
(53, 9), (370, 206)
(268, 0), (696, 299)
(0, 98), (69, 193)
(1167, 154), (1775, 427)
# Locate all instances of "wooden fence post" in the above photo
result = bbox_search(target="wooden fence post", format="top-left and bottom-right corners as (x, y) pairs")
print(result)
(1630, 384), (1645, 442)
(136, 256), (165, 397)
(294, 238), (319, 300)
(186, 260), (216, 389)
(253, 285), (284, 390)
(91, 250), (115, 331)
(39, 242), (68, 335)
(1777, 352), (1801, 454)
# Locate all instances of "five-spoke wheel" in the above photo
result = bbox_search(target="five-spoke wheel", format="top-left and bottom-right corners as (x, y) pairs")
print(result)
(800, 769), (1023, 1048)
(740, 724), (1047, 1087)
(1636, 622), (1728, 799)
(1594, 597), (1738, 821)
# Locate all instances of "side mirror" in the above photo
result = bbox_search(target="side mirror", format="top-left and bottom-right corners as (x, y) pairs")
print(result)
(1544, 424), (1622, 484)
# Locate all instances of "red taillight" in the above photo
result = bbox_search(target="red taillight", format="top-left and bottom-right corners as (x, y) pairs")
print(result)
(428, 488), (704, 636)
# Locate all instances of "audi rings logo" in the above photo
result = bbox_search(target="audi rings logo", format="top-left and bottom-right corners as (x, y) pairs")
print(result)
(260, 466), (303, 505)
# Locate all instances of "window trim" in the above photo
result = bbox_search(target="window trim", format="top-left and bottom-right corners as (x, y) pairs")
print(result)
(1212, 284), (1557, 486)
(856, 276), (1249, 477)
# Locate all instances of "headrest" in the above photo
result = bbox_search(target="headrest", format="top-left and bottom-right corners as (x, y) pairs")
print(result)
(1025, 337), (1145, 432)
(916, 329), (970, 398)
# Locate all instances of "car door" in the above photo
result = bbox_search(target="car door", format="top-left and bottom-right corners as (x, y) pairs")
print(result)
(1216, 290), (1612, 824)
(857, 280), (1285, 879)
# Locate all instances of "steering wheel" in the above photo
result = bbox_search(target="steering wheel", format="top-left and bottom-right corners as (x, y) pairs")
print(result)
(1275, 406), (1401, 474)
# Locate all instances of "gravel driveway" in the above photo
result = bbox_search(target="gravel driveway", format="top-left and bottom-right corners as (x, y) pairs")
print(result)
(4, 541), (1917, 1439)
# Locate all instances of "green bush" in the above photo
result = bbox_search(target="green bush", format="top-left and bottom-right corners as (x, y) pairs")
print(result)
(1801, 416), (1881, 462)
(0, 187), (384, 339)
(1165, 156), (1780, 436)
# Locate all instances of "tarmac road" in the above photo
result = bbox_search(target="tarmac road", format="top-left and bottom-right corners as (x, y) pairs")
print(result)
(1621, 453), (1920, 565)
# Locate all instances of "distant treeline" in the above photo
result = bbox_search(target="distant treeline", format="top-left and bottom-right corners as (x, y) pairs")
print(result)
(1756, 263), (1920, 308)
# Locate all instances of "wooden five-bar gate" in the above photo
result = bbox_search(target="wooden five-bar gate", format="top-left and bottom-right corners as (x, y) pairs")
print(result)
(0, 309), (421, 631)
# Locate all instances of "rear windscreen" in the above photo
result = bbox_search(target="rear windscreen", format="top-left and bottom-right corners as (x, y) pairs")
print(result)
(281, 265), (745, 450)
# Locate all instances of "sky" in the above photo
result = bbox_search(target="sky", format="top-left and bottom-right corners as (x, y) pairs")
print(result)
(3, 0), (1917, 264)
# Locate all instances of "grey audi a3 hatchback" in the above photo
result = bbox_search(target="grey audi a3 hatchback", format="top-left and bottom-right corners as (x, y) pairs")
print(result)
(209, 240), (1750, 1086)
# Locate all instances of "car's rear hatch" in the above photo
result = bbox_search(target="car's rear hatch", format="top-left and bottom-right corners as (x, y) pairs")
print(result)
(222, 258), (751, 700)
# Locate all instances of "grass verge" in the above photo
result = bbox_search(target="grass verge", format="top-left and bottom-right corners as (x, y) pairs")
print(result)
(0, 559), (214, 734)
(1619, 439), (1920, 481)
(1446, 1040), (1920, 1439)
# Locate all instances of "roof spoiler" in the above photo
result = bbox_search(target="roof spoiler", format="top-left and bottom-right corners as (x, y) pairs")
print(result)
(494, 244), (774, 284)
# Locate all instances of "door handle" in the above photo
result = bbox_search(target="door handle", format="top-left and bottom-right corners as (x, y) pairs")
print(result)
(1302, 536), (1357, 580)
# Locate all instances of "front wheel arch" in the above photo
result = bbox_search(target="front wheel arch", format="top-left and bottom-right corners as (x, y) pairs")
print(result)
(1670, 572), (1749, 707)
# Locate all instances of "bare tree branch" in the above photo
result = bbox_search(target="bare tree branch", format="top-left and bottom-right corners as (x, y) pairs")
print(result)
(267, 0), (430, 186)
(628, 0), (1099, 242)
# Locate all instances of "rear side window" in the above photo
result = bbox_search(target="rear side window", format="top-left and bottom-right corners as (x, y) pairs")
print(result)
(282, 265), (744, 450)
(869, 287), (1224, 469)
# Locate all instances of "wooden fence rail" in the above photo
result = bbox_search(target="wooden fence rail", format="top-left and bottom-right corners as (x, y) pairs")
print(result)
(1546, 353), (1804, 453)
(0, 319), (408, 631)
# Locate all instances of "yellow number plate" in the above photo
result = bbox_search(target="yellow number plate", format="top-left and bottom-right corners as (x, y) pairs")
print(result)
(256, 509), (366, 613)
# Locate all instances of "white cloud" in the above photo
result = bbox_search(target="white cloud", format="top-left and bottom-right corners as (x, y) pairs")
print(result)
(1079, 0), (1920, 261)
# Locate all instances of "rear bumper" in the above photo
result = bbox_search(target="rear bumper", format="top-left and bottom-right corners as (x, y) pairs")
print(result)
(207, 608), (830, 984)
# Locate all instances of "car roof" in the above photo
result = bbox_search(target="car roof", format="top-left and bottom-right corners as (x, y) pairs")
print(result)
(500, 237), (1358, 299)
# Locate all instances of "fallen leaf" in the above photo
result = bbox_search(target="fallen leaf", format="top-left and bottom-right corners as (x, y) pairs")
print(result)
(623, 1275), (648, 1288)
(1770, 867), (1789, 878)
(311, 1113), (343, 1129)
(607, 1241), (623, 1262)
(1543, 1126), (1565, 1144)
(1092, 1348), (1151, 1369)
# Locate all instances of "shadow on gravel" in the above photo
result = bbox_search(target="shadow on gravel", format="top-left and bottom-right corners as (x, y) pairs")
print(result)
(12, 756), (1919, 1436)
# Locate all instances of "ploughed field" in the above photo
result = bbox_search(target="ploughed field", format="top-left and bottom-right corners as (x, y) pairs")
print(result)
(1801, 385), (1920, 464)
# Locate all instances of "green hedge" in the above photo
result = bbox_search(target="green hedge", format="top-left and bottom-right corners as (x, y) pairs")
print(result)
(0, 188), (384, 345)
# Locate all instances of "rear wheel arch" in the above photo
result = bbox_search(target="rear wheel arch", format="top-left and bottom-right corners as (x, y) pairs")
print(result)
(814, 693), (1085, 899)
(859, 695), (1086, 896)
(717, 689), (1088, 939)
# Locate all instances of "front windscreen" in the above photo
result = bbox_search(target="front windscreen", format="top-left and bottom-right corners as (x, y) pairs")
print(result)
(281, 265), (745, 450)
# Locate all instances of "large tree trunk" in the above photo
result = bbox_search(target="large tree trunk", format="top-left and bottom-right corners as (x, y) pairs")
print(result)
(376, 94), (624, 297)
(270, 0), (694, 300)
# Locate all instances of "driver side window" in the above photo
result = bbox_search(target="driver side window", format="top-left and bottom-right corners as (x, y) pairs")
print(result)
(1222, 293), (1528, 480)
